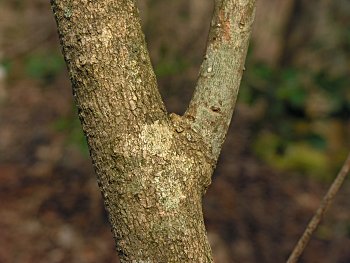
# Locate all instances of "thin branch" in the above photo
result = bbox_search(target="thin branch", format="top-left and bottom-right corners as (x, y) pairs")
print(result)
(184, 0), (256, 160)
(287, 152), (350, 263)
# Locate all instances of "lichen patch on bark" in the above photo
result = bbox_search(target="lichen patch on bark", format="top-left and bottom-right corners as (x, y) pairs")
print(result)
(154, 171), (186, 211)
(139, 121), (173, 158)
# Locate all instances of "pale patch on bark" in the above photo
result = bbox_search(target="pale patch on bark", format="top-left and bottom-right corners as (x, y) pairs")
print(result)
(154, 171), (186, 211)
(139, 122), (196, 211)
(140, 121), (173, 158)
(154, 155), (195, 211)
(239, 0), (250, 5)
(100, 26), (113, 47)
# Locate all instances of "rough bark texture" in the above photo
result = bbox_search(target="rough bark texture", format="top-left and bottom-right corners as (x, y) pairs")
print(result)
(186, 0), (256, 159)
(51, 0), (255, 262)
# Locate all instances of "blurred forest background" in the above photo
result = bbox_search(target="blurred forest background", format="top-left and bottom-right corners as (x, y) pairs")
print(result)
(0, 0), (349, 262)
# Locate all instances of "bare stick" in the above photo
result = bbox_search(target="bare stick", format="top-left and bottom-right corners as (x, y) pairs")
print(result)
(287, 153), (350, 263)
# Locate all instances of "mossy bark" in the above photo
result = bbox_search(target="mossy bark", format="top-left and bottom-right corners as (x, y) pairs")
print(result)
(51, 0), (255, 262)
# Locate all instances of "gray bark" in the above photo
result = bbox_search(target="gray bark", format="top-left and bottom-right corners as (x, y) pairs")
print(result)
(51, 0), (256, 262)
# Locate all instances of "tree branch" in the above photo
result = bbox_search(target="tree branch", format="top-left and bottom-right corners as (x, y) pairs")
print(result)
(51, 0), (256, 261)
(185, 0), (256, 159)
(51, 0), (167, 131)
(287, 153), (350, 263)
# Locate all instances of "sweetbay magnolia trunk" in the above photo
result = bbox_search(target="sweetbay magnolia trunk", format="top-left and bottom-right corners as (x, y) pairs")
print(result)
(51, 0), (256, 261)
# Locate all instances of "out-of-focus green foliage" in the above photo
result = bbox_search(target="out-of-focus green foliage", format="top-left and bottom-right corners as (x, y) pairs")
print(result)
(241, 61), (349, 180)
(1, 59), (12, 73)
(154, 55), (189, 77)
(238, 0), (350, 180)
(52, 113), (89, 156)
(24, 51), (65, 82)
(253, 131), (330, 179)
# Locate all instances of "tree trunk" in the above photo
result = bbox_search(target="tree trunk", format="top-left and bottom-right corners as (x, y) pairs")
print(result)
(50, 0), (256, 262)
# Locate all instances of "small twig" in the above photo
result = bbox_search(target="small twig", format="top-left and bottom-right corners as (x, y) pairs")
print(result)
(287, 152), (350, 263)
